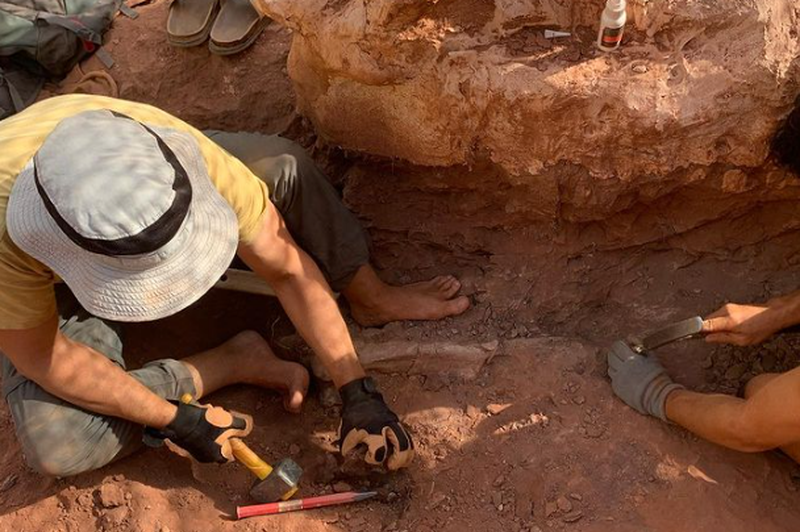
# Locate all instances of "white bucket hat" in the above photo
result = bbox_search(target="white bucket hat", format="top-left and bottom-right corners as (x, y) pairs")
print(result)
(6, 109), (239, 322)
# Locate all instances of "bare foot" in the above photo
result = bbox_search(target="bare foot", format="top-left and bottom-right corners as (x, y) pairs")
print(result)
(228, 331), (310, 414)
(349, 274), (471, 327)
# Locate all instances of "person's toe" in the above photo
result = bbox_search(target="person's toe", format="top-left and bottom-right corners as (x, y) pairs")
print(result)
(283, 366), (310, 414)
(444, 295), (470, 317)
(433, 276), (461, 298)
(433, 275), (454, 289)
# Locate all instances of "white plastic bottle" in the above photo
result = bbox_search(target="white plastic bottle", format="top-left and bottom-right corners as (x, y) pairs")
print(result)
(597, 0), (627, 52)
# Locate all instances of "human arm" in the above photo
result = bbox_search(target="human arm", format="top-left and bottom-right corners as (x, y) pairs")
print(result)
(0, 313), (178, 427)
(0, 315), (250, 463)
(238, 203), (414, 469)
(702, 290), (800, 346)
(237, 201), (365, 388)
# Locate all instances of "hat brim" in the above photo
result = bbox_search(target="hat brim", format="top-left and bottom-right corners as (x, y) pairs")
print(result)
(7, 126), (239, 322)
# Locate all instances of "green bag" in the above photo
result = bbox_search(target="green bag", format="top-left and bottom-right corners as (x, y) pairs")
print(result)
(0, 0), (122, 77)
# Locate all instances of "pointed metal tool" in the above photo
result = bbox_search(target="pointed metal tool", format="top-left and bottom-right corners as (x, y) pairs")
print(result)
(544, 29), (571, 39)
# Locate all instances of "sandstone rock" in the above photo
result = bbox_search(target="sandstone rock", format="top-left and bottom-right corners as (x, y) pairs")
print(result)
(254, 0), (799, 179)
(333, 481), (353, 493)
(487, 403), (512, 415)
(252, 0), (800, 260)
(556, 495), (573, 513)
(97, 484), (126, 509)
(99, 506), (129, 529)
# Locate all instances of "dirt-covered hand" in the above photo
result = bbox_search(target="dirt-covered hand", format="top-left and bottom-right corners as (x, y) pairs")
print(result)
(144, 401), (252, 463)
(338, 377), (414, 470)
(703, 301), (790, 346)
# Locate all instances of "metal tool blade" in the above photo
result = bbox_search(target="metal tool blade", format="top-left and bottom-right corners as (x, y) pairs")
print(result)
(630, 316), (704, 353)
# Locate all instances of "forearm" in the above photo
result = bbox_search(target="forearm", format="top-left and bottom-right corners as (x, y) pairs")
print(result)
(769, 289), (800, 329)
(243, 247), (364, 388)
(271, 254), (365, 387)
(22, 336), (177, 428)
(240, 206), (366, 388)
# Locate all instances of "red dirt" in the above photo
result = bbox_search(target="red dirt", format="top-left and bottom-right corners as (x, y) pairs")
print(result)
(3, 2), (800, 532)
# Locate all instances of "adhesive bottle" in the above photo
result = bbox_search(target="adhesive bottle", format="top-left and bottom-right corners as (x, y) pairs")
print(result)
(597, 0), (627, 52)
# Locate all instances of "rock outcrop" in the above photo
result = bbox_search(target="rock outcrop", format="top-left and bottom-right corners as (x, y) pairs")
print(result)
(254, 0), (799, 179)
(254, 0), (800, 264)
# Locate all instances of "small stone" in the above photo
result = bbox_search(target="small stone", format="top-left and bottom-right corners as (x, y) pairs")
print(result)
(487, 403), (512, 415)
(491, 491), (503, 508)
(569, 493), (582, 501)
(762, 353), (778, 372)
(632, 64), (648, 74)
(572, 395), (586, 405)
(466, 405), (481, 419)
(563, 510), (584, 523)
(493, 475), (506, 487)
(159, 525), (171, 532)
(724, 363), (747, 381)
(100, 506), (129, 528)
(544, 500), (559, 518)
(97, 483), (126, 508)
(288, 443), (301, 456)
(333, 481), (353, 493)
(387, 491), (399, 503)
(557, 495), (573, 512)
(481, 340), (500, 352)
(530, 527), (544, 532)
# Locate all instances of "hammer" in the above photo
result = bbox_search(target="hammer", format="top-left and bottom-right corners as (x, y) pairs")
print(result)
(230, 439), (303, 503)
(179, 394), (302, 502)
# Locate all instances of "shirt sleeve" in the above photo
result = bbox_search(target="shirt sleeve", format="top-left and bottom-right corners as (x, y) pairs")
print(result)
(0, 232), (57, 330)
(189, 132), (271, 243)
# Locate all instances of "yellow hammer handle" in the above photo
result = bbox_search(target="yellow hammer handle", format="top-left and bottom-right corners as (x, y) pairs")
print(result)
(179, 394), (274, 481)
(230, 439), (274, 481)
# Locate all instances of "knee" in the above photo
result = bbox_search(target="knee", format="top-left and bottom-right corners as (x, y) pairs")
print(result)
(17, 420), (90, 477)
(10, 394), (124, 477)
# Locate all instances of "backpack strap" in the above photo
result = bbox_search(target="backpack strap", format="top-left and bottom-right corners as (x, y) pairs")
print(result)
(37, 13), (103, 45)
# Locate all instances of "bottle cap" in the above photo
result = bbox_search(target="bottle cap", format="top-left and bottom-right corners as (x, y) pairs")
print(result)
(606, 0), (626, 11)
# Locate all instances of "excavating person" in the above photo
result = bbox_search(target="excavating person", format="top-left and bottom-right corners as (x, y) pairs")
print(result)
(608, 105), (800, 462)
(0, 94), (470, 477)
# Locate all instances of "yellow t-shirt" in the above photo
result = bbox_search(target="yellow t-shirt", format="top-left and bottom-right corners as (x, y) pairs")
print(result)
(0, 94), (271, 330)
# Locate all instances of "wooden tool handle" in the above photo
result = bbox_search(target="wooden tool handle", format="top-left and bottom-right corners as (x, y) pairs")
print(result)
(230, 439), (274, 481)
(179, 395), (273, 481)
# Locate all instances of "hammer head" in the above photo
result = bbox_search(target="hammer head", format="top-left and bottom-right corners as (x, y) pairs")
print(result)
(250, 458), (303, 503)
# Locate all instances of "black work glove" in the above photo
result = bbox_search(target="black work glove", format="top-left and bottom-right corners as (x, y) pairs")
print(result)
(338, 377), (415, 470)
(144, 401), (252, 463)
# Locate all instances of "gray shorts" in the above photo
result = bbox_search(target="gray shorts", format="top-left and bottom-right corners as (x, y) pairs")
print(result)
(1, 287), (196, 477)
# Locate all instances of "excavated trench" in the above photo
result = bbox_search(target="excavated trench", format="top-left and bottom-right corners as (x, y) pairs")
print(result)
(2, 1), (800, 531)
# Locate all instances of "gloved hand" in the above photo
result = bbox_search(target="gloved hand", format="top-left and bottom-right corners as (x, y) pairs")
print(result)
(338, 377), (414, 470)
(607, 340), (684, 422)
(144, 401), (252, 463)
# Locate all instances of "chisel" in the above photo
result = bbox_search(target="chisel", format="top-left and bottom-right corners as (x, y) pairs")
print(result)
(236, 491), (378, 519)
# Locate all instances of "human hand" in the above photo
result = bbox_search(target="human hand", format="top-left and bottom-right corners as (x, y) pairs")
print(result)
(145, 401), (252, 463)
(702, 301), (791, 346)
(338, 377), (415, 470)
